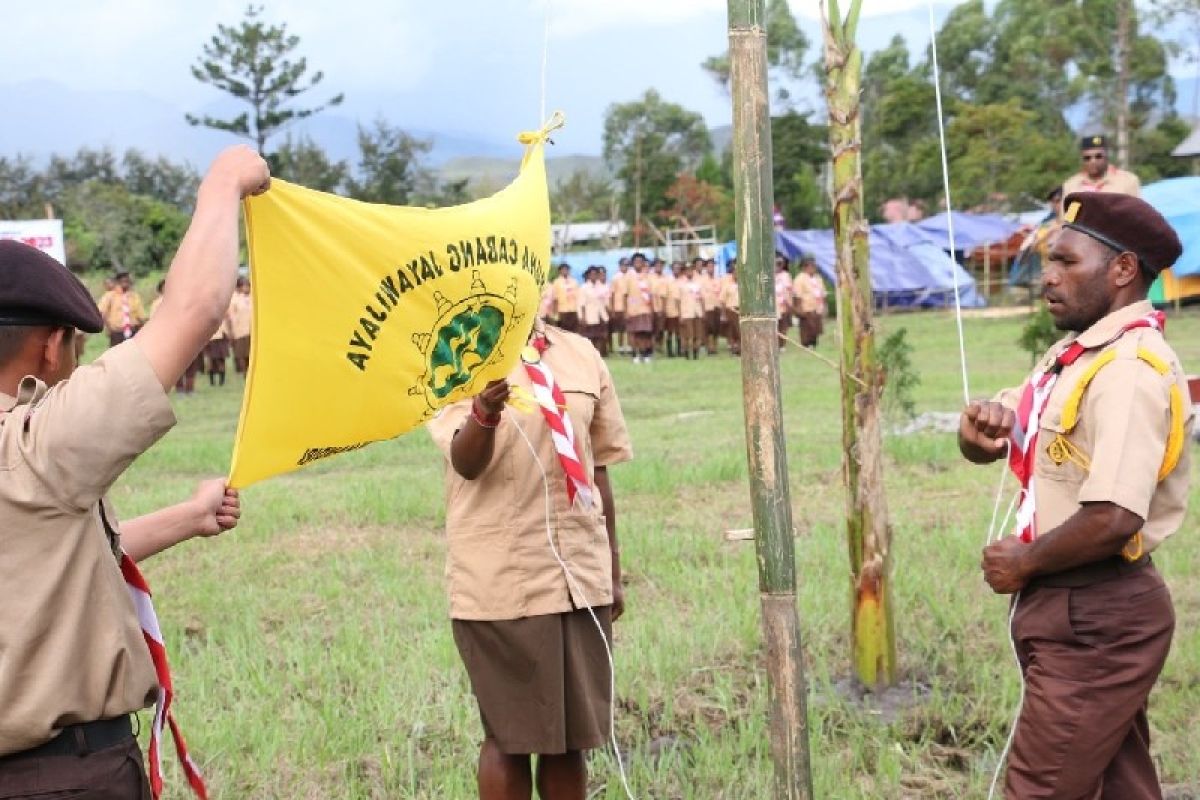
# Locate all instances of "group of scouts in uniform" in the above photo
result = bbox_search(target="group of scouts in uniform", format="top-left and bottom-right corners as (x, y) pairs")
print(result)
(97, 272), (253, 394)
(541, 250), (830, 362)
(0, 132), (1192, 800)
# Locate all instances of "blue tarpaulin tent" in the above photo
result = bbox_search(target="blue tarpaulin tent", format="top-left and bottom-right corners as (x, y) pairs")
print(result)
(1141, 178), (1200, 278)
(914, 212), (1019, 253)
(721, 224), (986, 309)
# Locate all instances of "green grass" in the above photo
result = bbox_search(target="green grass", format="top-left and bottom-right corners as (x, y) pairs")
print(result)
(97, 308), (1200, 799)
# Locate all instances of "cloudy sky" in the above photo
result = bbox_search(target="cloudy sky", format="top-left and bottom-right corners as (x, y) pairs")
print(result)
(1, 1), (953, 162)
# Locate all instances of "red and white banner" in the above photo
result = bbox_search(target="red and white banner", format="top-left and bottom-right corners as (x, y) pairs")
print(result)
(0, 219), (66, 265)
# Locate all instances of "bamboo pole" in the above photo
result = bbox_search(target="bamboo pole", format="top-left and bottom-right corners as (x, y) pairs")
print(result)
(727, 1), (814, 797)
(821, 0), (898, 691)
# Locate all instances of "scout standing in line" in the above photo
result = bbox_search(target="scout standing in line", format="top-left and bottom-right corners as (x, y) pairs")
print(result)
(697, 258), (722, 356)
(663, 262), (682, 358)
(97, 271), (147, 348)
(551, 263), (581, 333)
(151, 280), (203, 395)
(227, 276), (253, 375)
(678, 262), (705, 360)
(774, 254), (793, 349)
(0, 145), (268, 799)
(428, 317), (632, 800)
(959, 193), (1188, 799)
(649, 258), (667, 355)
(793, 255), (827, 348)
(609, 257), (630, 356)
(624, 253), (655, 364)
(579, 266), (611, 356)
(721, 261), (741, 356)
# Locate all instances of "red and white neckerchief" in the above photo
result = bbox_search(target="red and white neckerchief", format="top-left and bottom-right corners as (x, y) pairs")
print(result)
(521, 333), (594, 509)
(1008, 310), (1165, 542)
(120, 553), (208, 799)
(635, 275), (652, 304)
(120, 293), (134, 340)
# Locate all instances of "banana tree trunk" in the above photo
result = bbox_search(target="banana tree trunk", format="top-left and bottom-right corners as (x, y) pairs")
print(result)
(821, 0), (897, 691)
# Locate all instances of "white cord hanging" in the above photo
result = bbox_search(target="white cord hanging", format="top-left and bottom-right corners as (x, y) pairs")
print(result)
(927, 2), (972, 407)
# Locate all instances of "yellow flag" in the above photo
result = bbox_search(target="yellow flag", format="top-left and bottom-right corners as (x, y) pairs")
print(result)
(229, 118), (561, 488)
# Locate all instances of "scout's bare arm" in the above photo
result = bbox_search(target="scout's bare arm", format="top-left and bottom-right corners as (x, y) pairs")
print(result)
(981, 502), (1143, 594)
(958, 400), (1015, 464)
(450, 380), (511, 480)
(594, 465), (625, 621)
(136, 146), (270, 391)
(121, 479), (242, 562)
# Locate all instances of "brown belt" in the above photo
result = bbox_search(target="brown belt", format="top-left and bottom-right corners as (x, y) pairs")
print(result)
(1027, 554), (1151, 589)
(0, 716), (133, 763)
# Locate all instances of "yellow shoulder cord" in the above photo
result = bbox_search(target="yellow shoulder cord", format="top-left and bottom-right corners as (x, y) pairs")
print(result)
(1056, 346), (1186, 562)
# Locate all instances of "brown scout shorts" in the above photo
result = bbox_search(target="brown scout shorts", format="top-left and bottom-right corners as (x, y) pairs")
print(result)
(452, 607), (613, 755)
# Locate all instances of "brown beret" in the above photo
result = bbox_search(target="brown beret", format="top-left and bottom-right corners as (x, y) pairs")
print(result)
(0, 240), (104, 333)
(1062, 192), (1182, 276)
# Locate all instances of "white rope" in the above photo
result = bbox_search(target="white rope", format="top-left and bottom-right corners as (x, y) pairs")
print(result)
(512, 420), (637, 800)
(927, 1), (971, 407)
(539, 0), (552, 125)
(927, 4), (1025, 792)
(988, 591), (1025, 800)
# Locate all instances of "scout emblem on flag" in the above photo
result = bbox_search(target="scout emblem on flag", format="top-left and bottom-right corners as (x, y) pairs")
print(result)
(229, 114), (563, 487)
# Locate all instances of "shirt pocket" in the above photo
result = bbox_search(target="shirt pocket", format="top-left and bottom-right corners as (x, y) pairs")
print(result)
(557, 510), (613, 607)
(446, 521), (523, 617)
(1035, 396), (1090, 486)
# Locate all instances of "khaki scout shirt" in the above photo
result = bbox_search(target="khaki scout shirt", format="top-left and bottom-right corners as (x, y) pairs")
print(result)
(698, 273), (721, 310)
(664, 278), (682, 319)
(1062, 166), (1141, 197)
(227, 291), (253, 339)
(552, 276), (580, 314)
(97, 289), (147, 331)
(996, 301), (1191, 551)
(579, 281), (610, 326)
(721, 281), (741, 313)
(679, 279), (705, 320)
(0, 341), (176, 756)
(794, 273), (826, 314)
(610, 271), (629, 313)
(427, 326), (633, 621)
(625, 273), (654, 317)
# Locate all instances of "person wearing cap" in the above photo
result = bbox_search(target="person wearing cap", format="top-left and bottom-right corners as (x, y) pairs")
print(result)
(697, 258), (722, 355)
(0, 145), (269, 798)
(720, 261), (741, 356)
(1062, 135), (1141, 197)
(426, 316), (632, 800)
(678, 261), (705, 360)
(774, 254), (794, 349)
(97, 271), (148, 347)
(958, 191), (1190, 798)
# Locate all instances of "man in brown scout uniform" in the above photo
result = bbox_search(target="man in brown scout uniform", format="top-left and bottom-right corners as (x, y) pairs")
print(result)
(0, 145), (269, 799)
(1062, 135), (1141, 198)
(959, 192), (1189, 799)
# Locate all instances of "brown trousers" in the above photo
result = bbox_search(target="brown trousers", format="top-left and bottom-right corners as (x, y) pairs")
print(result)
(1005, 562), (1174, 799)
(0, 737), (151, 799)
(680, 317), (703, 353)
(557, 311), (579, 333)
(726, 310), (741, 353)
(799, 312), (823, 347)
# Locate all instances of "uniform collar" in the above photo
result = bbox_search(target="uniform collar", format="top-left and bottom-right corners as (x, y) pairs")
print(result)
(1072, 299), (1155, 349)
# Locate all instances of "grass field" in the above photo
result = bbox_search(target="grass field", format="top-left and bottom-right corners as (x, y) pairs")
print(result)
(98, 307), (1200, 799)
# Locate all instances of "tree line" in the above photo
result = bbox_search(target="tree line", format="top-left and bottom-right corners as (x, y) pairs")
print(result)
(3, 0), (1196, 274)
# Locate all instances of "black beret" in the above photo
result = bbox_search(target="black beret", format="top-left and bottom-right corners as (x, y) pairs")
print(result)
(1062, 192), (1182, 276)
(0, 240), (104, 333)
(1081, 135), (1108, 150)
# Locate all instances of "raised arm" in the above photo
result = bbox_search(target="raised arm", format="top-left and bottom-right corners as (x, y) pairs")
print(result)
(135, 146), (269, 391)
